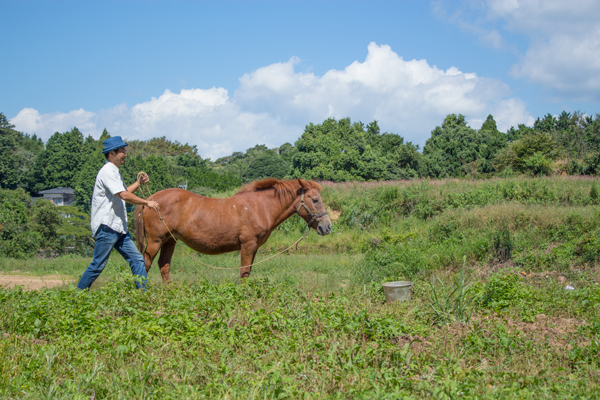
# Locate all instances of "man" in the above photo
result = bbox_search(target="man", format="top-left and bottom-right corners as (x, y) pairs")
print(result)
(77, 136), (160, 290)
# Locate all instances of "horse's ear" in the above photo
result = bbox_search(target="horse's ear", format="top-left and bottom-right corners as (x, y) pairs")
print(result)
(298, 179), (309, 189)
(297, 179), (322, 192)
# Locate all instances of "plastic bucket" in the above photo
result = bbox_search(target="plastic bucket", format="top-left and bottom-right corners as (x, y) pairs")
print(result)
(382, 281), (413, 303)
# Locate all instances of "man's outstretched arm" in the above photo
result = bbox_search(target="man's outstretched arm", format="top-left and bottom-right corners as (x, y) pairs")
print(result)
(118, 191), (160, 211)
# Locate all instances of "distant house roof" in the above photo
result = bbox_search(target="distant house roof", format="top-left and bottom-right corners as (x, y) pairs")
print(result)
(38, 187), (75, 195)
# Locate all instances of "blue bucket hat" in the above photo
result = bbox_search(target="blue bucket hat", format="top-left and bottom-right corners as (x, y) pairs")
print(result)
(102, 136), (129, 154)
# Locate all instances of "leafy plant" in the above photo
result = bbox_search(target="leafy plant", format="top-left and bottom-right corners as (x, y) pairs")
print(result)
(475, 272), (534, 312)
(353, 241), (424, 284)
(427, 256), (477, 325)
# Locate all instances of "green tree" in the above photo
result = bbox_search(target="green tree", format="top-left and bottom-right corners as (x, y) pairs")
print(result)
(243, 150), (290, 181)
(0, 113), (44, 191)
(422, 114), (507, 178)
(0, 114), (21, 189)
(176, 153), (206, 168)
(508, 111), (599, 162)
(213, 144), (278, 182)
(494, 131), (560, 175)
(376, 133), (422, 179)
(72, 146), (105, 213)
(477, 114), (509, 173)
(127, 136), (198, 158)
(0, 188), (90, 258)
(56, 205), (94, 255)
(0, 189), (41, 258)
(120, 154), (176, 193)
(31, 199), (63, 251)
(277, 142), (296, 163)
(290, 117), (415, 181)
(32, 128), (86, 193)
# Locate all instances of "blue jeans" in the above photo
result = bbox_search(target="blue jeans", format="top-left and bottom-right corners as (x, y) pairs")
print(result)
(77, 225), (147, 290)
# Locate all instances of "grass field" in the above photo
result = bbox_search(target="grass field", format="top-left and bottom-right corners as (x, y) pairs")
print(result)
(1, 176), (600, 399)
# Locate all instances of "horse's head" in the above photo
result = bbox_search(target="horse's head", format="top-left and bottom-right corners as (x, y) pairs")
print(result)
(296, 179), (332, 236)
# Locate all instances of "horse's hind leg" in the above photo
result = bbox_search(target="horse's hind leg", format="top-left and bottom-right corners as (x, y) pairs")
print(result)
(158, 238), (176, 284)
(143, 238), (162, 274)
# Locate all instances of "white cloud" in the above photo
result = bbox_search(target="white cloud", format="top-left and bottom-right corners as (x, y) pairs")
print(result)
(490, 98), (535, 131)
(236, 42), (525, 139)
(11, 107), (97, 137)
(489, 0), (600, 99)
(432, 0), (511, 50)
(439, 0), (600, 100)
(509, 29), (600, 100)
(10, 43), (531, 159)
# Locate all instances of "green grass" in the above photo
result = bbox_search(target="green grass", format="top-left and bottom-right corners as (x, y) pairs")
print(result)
(2, 176), (600, 398)
(0, 243), (359, 292)
(1, 270), (599, 399)
(0, 254), (89, 277)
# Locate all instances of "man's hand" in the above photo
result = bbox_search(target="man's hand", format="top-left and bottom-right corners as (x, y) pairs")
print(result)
(118, 191), (160, 211)
(138, 172), (150, 184)
(147, 200), (160, 212)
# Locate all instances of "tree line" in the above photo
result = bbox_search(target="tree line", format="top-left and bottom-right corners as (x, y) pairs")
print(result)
(1, 109), (599, 258)
(288, 112), (600, 181)
(212, 111), (600, 183)
(0, 113), (241, 212)
(3, 110), (600, 197)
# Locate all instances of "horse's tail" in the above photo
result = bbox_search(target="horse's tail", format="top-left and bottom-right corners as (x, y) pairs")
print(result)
(135, 205), (146, 253)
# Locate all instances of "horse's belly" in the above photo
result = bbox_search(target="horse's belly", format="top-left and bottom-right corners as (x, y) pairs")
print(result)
(179, 236), (241, 255)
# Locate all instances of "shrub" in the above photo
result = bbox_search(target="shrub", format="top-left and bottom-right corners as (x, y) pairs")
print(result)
(476, 273), (533, 310)
(0, 189), (92, 258)
(0, 189), (41, 258)
(353, 242), (424, 284)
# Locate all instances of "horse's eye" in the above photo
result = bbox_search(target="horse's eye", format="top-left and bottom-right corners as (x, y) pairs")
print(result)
(312, 198), (318, 203)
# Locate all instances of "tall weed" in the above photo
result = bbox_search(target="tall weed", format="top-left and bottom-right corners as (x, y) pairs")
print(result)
(427, 256), (477, 325)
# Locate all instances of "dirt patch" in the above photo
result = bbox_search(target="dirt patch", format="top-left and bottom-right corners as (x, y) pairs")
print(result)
(544, 242), (562, 254)
(327, 207), (341, 222)
(394, 334), (432, 354)
(441, 314), (588, 350)
(468, 260), (518, 281)
(2, 332), (47, 345)
(506, 314), (588, 349)
(0, 274), (74, 290)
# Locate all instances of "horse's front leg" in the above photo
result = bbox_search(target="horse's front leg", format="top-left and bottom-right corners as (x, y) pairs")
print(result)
(240, 240), (258, 279)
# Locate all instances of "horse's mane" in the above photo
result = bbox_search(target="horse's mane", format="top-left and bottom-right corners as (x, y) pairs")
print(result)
(237, 178), (322, 203)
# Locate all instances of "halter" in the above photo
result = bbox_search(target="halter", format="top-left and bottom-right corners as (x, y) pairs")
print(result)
(297, 189), (328, 231)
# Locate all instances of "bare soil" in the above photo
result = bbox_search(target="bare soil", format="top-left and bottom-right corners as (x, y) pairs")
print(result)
(444, 314), (589, 350)
(0, 274), (74, 290)
(327, 207), (341, 222)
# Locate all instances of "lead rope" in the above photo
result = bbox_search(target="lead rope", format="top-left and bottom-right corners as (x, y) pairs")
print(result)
(135, 172), (310, 271)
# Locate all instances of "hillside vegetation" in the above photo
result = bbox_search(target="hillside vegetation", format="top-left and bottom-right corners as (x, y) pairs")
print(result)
(2, 109), (600, 202)
(2, 108), (600, 397)
(2, 107), (600, 258)
(1, 176), (600, 398)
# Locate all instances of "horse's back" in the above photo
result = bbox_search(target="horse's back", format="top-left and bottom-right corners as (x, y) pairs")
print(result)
(152, 187), (200, 203)
(147, 188), (237, 231)
(146, 188), (247, 253)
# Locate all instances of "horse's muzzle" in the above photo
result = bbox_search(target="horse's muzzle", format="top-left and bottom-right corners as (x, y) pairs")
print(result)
(317, 221), (332, 236)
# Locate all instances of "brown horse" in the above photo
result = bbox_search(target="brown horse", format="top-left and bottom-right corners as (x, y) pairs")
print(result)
(135, 178), (332, 282)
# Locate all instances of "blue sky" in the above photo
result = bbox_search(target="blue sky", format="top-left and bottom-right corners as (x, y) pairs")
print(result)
(2, 0), (600, 160)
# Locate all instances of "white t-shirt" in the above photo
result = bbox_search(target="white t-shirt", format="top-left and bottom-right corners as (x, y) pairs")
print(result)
(90, 162), (128, 237)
